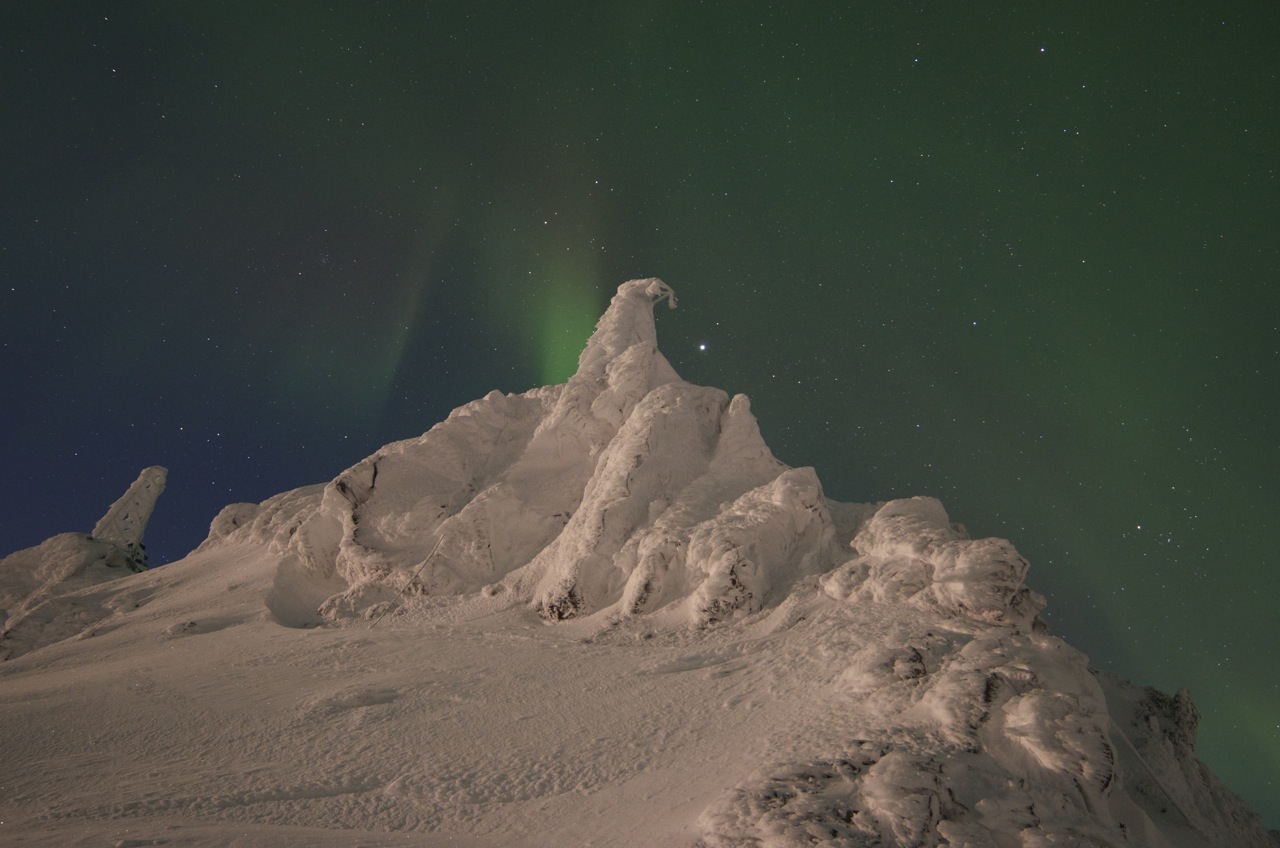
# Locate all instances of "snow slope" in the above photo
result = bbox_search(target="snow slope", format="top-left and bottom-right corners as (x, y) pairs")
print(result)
(1, 280), (1274, 847)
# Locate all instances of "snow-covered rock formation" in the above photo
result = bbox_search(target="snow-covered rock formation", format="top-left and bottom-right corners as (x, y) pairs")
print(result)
(3, 282), (1274, 846)
(0, 466), (165, 658)
(91, 465), (167, 564)
(202, 279), (842, 628)
(822, 496), (1045, 630)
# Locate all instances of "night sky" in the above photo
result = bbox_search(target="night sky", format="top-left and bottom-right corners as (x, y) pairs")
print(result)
(3, 3), (1276, 825)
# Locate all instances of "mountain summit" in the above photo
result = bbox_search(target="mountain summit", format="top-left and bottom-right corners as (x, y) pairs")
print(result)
(202, 278), (1042, 634)
(1, 281), (1274, 847)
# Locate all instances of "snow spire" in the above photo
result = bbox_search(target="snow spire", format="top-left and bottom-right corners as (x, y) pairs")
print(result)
(92, 466), (167, 564)
(572, 278), (679, 385)
(529, 278), (685, 442)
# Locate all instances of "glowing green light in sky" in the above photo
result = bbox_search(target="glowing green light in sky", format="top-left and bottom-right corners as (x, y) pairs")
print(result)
(535, 255), (603, 385)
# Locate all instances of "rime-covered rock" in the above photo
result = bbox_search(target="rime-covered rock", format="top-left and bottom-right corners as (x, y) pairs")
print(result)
(1, 467), (167, 657)
(92, 465), (167, 566)
(821, 496), (1046, 630)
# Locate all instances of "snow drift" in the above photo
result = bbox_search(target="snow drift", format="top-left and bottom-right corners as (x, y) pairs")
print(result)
(1, 281), (1274, 847)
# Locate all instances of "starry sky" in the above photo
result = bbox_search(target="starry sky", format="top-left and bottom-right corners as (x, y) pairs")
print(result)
(3, 2), (1277, 826)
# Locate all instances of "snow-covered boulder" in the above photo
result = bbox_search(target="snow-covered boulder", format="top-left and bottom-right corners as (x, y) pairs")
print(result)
(821, 496), (1046, 629)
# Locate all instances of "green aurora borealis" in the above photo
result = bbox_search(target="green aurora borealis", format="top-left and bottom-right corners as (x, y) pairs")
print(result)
(3, 2), (1276, 825)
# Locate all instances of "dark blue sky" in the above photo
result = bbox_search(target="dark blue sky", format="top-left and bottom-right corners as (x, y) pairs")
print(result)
(3, 2), (1276, 824)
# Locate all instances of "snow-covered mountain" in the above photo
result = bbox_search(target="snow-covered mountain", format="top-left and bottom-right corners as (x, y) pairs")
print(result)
(0, 280), (1274, 847)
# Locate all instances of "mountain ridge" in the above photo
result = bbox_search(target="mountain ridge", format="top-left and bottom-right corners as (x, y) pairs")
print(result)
(0, 279), (1274, 847)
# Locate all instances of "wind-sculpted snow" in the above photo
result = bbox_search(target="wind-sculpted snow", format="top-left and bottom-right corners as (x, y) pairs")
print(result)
(0, 533), (157, 658)
(698, 620), (1245, 848)
(6, 280), (1275, 846)
(522, 381), (730, 620)
(681, 466), (834, 625)
(1, 533), (141, 620)
(821, 496), (1046, 630)
(1101, 674), (1280, 847)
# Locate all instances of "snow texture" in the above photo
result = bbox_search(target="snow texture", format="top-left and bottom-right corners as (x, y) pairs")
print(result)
(1, 280), (1275, 847)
